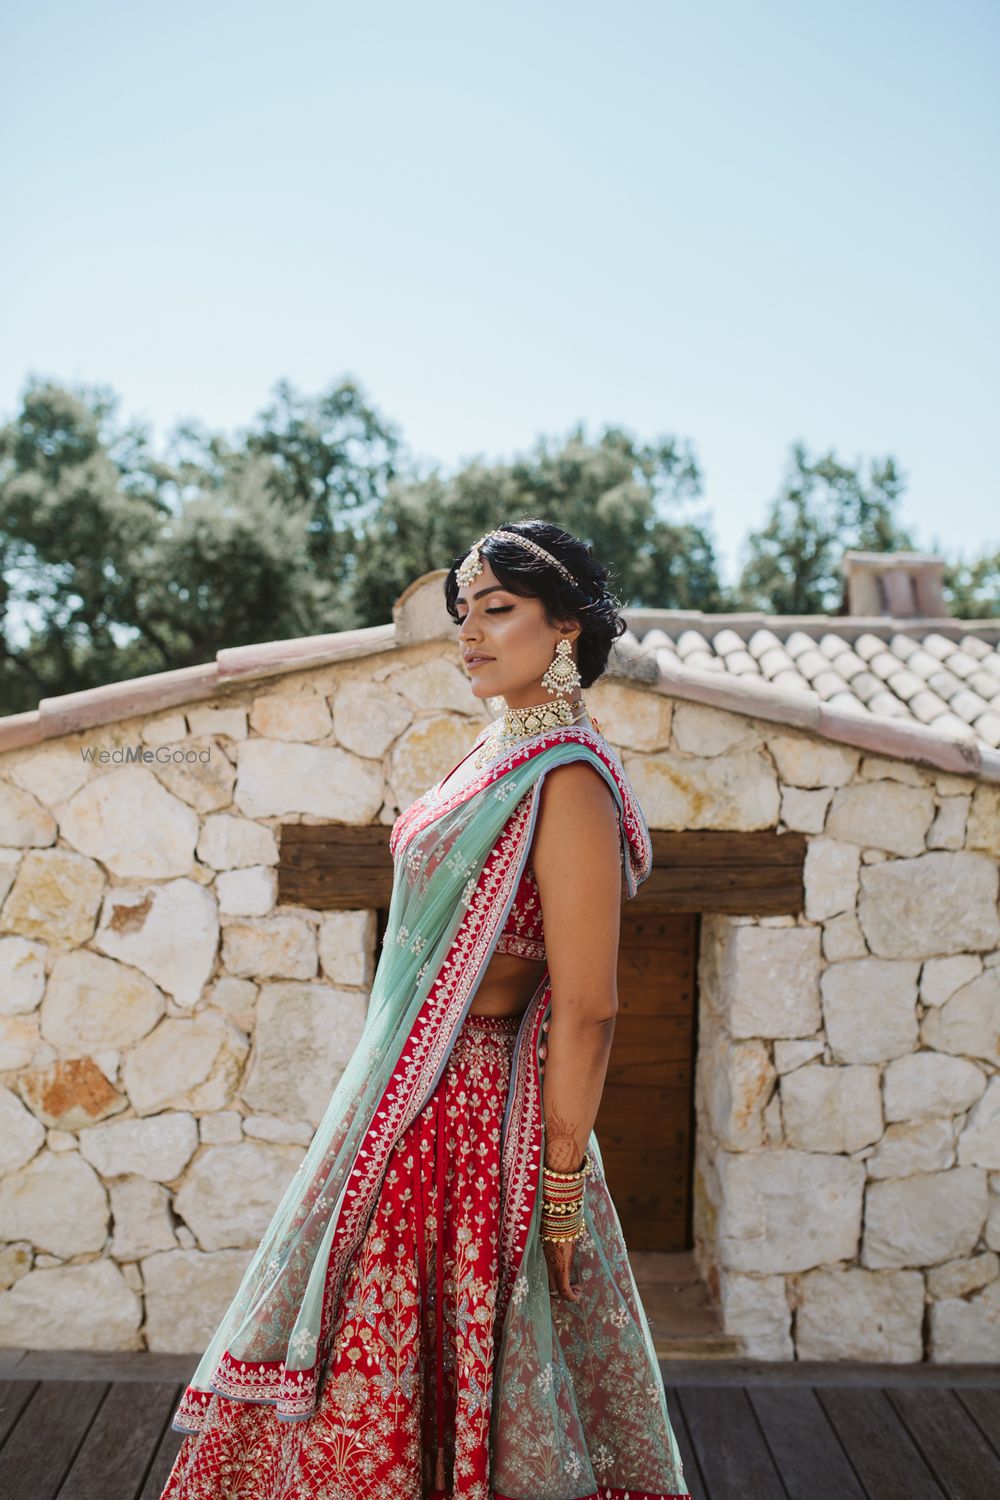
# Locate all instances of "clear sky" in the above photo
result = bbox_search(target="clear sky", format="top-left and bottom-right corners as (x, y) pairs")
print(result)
(2, 0), (997, 583)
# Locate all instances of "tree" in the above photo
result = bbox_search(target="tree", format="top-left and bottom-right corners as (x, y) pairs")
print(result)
(734, 443), (914, 615)
(943, 550), (1000, 619)
(242, 377), (401, 577)
(348, 422), (726, 625)
(0, 376), (398, 712)
(8, 371), (991, 716)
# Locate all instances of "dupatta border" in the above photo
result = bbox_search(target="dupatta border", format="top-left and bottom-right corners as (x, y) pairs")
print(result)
(495, 1491), (691, 1499)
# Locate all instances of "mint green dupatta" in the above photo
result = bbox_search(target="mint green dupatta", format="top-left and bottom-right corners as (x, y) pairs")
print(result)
(170, 721), (688, 1500)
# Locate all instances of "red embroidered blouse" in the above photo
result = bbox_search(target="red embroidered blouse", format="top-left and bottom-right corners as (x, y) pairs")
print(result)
(494, 862), (545, 961)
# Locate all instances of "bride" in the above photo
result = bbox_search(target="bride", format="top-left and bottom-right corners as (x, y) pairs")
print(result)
(160, 519), (690, 1500)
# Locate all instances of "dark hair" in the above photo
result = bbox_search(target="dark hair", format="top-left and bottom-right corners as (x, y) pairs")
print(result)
(443, 519), (627, 689)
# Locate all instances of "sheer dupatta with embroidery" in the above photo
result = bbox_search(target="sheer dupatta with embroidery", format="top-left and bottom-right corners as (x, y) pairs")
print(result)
(170, 719), (689, 1500)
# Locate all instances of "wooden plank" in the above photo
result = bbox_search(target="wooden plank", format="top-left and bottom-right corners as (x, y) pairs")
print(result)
(137, 1388), (187, 1500)
(12, 1349), (198, 1383)
(642, 832), (805, 915)
(954, 1386), (1000, 1459)
(278, 824), (393, 908)
(599, 1146), (690, 1187)
(656, 1359), (1000, 1387)
(58, 1380), (180, 1500)
(0, 1378), (37, 1445)
(818, 1385), (946, 1500)
(607, 1205), (689, 1252)
(280, 824), (807, 863)
(599, 1162), (688, 1221)
(674, 1384), (787, 1500)
(619, 912), (699, 951)
(618, 934), (696, 1011)
(606, 910), (696, 1250)
(887, 1385), (1000, 1500)
(616, 975), (695, 1014)
(649, 831), (806, 866)
(748, 1384), (867, 1499)
(277, 825), (806, 915)
(596, 1084), (691, 1149)
(0, 1379), (107, 1500)
(604, 1018), (694, 1086)
(662, 1385), (707, 1500)
(635, 865), (803, 914)
(280, 824), (388, 847)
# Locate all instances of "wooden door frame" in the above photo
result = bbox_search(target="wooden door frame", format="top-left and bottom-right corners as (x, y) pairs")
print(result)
(279, 825), (806, 1253)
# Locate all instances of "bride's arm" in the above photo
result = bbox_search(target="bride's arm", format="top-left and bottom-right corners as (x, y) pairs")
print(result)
(530, 761), (623, 1176)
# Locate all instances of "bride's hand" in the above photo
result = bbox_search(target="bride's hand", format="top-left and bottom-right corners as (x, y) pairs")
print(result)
(537, 1020), (582, 1302)
(542, 1235), (583, 1302)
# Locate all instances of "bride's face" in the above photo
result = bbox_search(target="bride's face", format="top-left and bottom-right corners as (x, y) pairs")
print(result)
(455, 558), (581, 710)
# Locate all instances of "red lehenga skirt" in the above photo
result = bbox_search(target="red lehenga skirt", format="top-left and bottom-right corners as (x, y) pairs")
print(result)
(160, 1010), (522, 1500)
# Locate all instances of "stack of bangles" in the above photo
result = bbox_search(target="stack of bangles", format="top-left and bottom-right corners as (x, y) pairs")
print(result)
(539, 1152), (591, 1243)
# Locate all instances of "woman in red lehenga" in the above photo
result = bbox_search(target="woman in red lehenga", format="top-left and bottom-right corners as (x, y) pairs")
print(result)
(160, 521), (690, 1500)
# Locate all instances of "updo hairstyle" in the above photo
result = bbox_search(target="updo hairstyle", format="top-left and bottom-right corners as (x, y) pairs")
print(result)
(443, 519), (627, 689)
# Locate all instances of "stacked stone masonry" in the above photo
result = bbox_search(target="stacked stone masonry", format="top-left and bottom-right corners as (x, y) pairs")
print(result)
(0, 649), (998, 1363)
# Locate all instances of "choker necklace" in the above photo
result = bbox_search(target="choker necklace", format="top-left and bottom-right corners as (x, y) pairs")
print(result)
(472, 696), (593, 770)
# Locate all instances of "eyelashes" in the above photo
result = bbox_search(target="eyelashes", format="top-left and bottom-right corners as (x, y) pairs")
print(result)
(456, 606), (513, 623)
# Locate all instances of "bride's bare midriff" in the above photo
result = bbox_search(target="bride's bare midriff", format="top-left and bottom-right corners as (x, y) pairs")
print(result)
(467, 950), (547, 1018)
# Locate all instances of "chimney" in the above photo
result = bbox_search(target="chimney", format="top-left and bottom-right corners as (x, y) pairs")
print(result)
(841, 551), (947, 618)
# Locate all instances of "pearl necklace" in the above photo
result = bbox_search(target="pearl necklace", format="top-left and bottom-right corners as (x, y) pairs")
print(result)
(472, 696), (594, 770)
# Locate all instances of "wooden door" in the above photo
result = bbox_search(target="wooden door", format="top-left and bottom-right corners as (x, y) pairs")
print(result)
(594, 910), (697, 1251)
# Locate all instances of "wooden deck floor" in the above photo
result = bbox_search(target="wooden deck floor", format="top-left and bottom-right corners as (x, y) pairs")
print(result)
(0, 1349), (998, 1499)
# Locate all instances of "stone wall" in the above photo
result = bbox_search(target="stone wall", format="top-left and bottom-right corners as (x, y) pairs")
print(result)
(1, 653), (998, 1362)
(0, 644), (492, 1352)
(620, 699), (1000, 1363)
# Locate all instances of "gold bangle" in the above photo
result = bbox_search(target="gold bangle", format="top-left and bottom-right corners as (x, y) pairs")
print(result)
(542, 1152), (590, 1182)
(540, 1226), (585, 1244)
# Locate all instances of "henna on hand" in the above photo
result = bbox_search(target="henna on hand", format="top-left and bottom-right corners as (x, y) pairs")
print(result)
(544, 1102), (584, 1173)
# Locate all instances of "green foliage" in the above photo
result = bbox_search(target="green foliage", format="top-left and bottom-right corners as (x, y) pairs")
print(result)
(1, 376), (995, 715)
(242, 377), (401, 576)
(943, 550), (1000, 619)
(0, 377), (396, 712)
(734, 443), (914, 615)
(348, 423), (726, 625)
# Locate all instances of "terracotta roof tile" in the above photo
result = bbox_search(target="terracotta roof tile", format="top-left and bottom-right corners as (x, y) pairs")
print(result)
(625, 612), (1000, 765)
(1, 585), (998, 783)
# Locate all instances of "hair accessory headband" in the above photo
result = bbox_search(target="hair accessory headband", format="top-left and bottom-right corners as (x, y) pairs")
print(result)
(456, 529), (583, 591)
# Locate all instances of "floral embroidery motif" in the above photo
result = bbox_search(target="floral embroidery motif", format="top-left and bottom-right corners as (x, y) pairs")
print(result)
(290, 1329), (317, 1360)
(491, 1146), (690, 1498)
(159, 1013), (521, 1500)
(445, 847), (477, 880)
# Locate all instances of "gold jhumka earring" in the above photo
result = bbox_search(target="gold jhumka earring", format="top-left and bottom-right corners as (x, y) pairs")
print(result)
(541, 637), (582, 698)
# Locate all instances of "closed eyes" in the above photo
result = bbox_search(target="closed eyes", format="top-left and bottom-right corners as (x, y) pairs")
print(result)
(456, 606), (512, 623)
